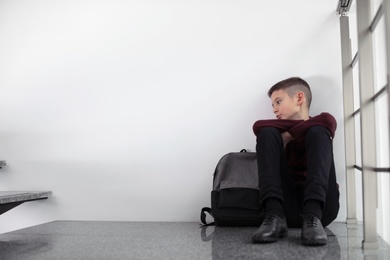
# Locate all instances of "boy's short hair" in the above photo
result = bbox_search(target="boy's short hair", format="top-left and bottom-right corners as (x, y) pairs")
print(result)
(267, 77), (312, 108)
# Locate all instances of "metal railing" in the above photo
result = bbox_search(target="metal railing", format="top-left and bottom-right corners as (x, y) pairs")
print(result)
(338, 0), (390, 250)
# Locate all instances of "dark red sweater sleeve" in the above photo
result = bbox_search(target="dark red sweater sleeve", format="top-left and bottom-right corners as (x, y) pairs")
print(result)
(288, 113), (337, 140)
(253, 119), (300, 135)
(252, 112), (337, 139)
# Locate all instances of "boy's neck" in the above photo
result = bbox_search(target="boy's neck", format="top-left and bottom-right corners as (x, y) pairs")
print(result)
(293, 109), (310, 121)
(301, 111), (310, 120)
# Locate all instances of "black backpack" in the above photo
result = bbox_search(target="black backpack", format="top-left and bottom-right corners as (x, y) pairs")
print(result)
(200, 149), (263, 226)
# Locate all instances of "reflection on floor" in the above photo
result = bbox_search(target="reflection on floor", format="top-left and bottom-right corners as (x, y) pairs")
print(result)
(0, 221), (389, 259)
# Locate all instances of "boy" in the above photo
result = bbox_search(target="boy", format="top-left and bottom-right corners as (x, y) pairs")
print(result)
(251, 77), (339, 246)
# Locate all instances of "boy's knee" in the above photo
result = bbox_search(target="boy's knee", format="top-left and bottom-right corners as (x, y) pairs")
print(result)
(256, 127), (284, 150)
(256, 127), (280, 138)
(306, 126), (330, 139)
(256, 127), (283, 146)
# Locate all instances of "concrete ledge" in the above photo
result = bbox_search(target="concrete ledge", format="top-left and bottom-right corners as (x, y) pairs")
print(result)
(0, 191), (52, 205)
(0, 191), (52, 215)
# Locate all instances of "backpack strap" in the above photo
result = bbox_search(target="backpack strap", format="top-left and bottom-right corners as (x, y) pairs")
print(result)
(200, 207), (215, 226)
(200, 225), (214, 242)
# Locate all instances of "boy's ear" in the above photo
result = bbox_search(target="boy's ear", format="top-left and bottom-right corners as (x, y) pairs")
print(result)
(296, 92), (305, 105)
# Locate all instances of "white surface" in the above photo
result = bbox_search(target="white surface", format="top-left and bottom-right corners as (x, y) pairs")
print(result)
(0, 0), (346, 233)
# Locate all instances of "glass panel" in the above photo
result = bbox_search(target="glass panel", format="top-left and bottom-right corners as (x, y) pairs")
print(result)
(352, 63), (360, 111)
(372, 0), (383, 20)
(348, 2), (359, 57)
(375, 93), (389, 168)
(379, 172), (390, 242)
(355, 168), (363, 221)
(354, 113), (362, 166)
(372, 17), (388, 93)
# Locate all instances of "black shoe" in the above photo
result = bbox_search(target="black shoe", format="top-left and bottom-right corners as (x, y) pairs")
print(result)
(301, 214), (327, 246)
(252, 212), (288, 243)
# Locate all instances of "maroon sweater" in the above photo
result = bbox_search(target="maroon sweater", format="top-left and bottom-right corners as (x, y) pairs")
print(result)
(253, 113), (337, 184)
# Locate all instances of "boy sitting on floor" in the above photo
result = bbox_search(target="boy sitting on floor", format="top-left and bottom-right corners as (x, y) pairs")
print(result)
(251, 77), (339, 246)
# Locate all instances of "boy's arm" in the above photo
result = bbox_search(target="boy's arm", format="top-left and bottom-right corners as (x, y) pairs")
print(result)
(252, 119), (302, 135)
(287, 112), (337, 140)
(281, 131), (293, 147)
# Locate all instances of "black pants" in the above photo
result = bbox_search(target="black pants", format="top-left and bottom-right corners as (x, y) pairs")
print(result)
(256, 126), (339, 228)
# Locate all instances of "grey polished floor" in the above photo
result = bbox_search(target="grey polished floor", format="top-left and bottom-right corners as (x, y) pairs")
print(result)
(0, 221), (389, 259)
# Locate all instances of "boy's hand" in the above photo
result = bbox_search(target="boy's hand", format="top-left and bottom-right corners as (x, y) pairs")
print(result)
(281, 131), (293, 148)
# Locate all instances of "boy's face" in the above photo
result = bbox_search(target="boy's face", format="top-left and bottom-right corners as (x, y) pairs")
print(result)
(270, 89), (302, 120)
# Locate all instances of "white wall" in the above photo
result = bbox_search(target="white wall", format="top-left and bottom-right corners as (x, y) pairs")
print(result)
(0, 0), (346, 233)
